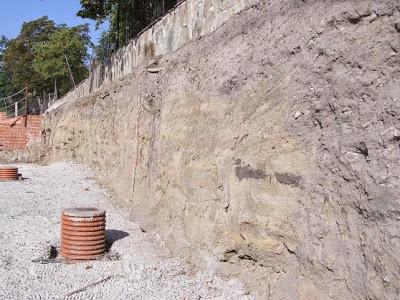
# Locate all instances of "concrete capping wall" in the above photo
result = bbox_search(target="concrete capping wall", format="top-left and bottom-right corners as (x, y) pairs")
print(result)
(51, 0), (258, 109)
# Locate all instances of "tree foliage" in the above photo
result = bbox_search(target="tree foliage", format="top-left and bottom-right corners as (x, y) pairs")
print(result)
(0, 36), (8, 63)
(3, 17), (57, 93)
(3, 17), (91, 98)
(0, 36), (13, 100)
(34, 25), (91, 95)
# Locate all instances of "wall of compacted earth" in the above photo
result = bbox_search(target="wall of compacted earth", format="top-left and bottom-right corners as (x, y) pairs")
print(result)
(44, 0), (400, 299)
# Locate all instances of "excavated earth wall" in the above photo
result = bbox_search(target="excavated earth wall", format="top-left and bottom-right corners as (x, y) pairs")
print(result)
(44, 0), (400, 299)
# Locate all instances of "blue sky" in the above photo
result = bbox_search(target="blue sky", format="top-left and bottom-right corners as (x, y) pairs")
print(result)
(0, 0), (108, 51)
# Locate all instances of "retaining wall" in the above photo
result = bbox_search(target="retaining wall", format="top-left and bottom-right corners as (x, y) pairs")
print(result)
(53, 0), (257, 108)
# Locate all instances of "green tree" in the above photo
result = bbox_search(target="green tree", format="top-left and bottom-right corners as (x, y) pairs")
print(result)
(77, 0), (109, 23)
(0, 35), (7, 63)
(33, 25), (92, 95)
(0, 36), (14, 101)
(3, 17), (91, 99)
(3, 17), (57, 93)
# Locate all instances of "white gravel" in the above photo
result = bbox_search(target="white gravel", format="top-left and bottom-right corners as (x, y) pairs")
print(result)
(0, 162), (249, 299)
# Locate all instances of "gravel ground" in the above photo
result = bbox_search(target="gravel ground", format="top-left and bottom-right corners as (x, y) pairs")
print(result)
(0, 162), (249, 300)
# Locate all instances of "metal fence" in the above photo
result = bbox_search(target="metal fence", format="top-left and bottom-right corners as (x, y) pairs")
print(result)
(0, 88), (56, 118)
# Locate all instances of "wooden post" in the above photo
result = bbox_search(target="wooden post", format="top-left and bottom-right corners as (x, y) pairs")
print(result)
(14, 102), (18, 117)
(64, 55), (76, 88)
(54, 79), (58, 101)
(38, 97), (42, 115)
(24, 86), (28, 127)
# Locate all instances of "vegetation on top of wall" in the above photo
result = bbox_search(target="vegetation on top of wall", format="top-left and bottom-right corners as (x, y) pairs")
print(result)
(78, 0), (178, 63)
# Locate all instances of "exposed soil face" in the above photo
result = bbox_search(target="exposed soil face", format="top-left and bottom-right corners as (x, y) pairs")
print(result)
(44, 0), (400, 299)
(0, 163), (248, 299)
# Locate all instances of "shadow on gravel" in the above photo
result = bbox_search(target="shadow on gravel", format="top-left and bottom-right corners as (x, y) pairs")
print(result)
(106, 230), (129, 250)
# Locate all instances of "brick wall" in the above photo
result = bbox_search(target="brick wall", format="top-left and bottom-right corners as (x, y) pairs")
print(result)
(0, 115), (43, 151)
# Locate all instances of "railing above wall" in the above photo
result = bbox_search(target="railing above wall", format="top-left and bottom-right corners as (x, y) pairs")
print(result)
(48, 0), (258, 112)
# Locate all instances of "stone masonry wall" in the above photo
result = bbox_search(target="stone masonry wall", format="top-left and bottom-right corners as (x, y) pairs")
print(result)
(50, 0), (258, 110)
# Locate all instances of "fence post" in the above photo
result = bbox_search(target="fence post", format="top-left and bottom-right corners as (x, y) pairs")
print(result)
(14, 102), (18, 117)
(65, 55), (76, 88)
(38, 97), (42, 115)
(24, 86), (29, 127)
